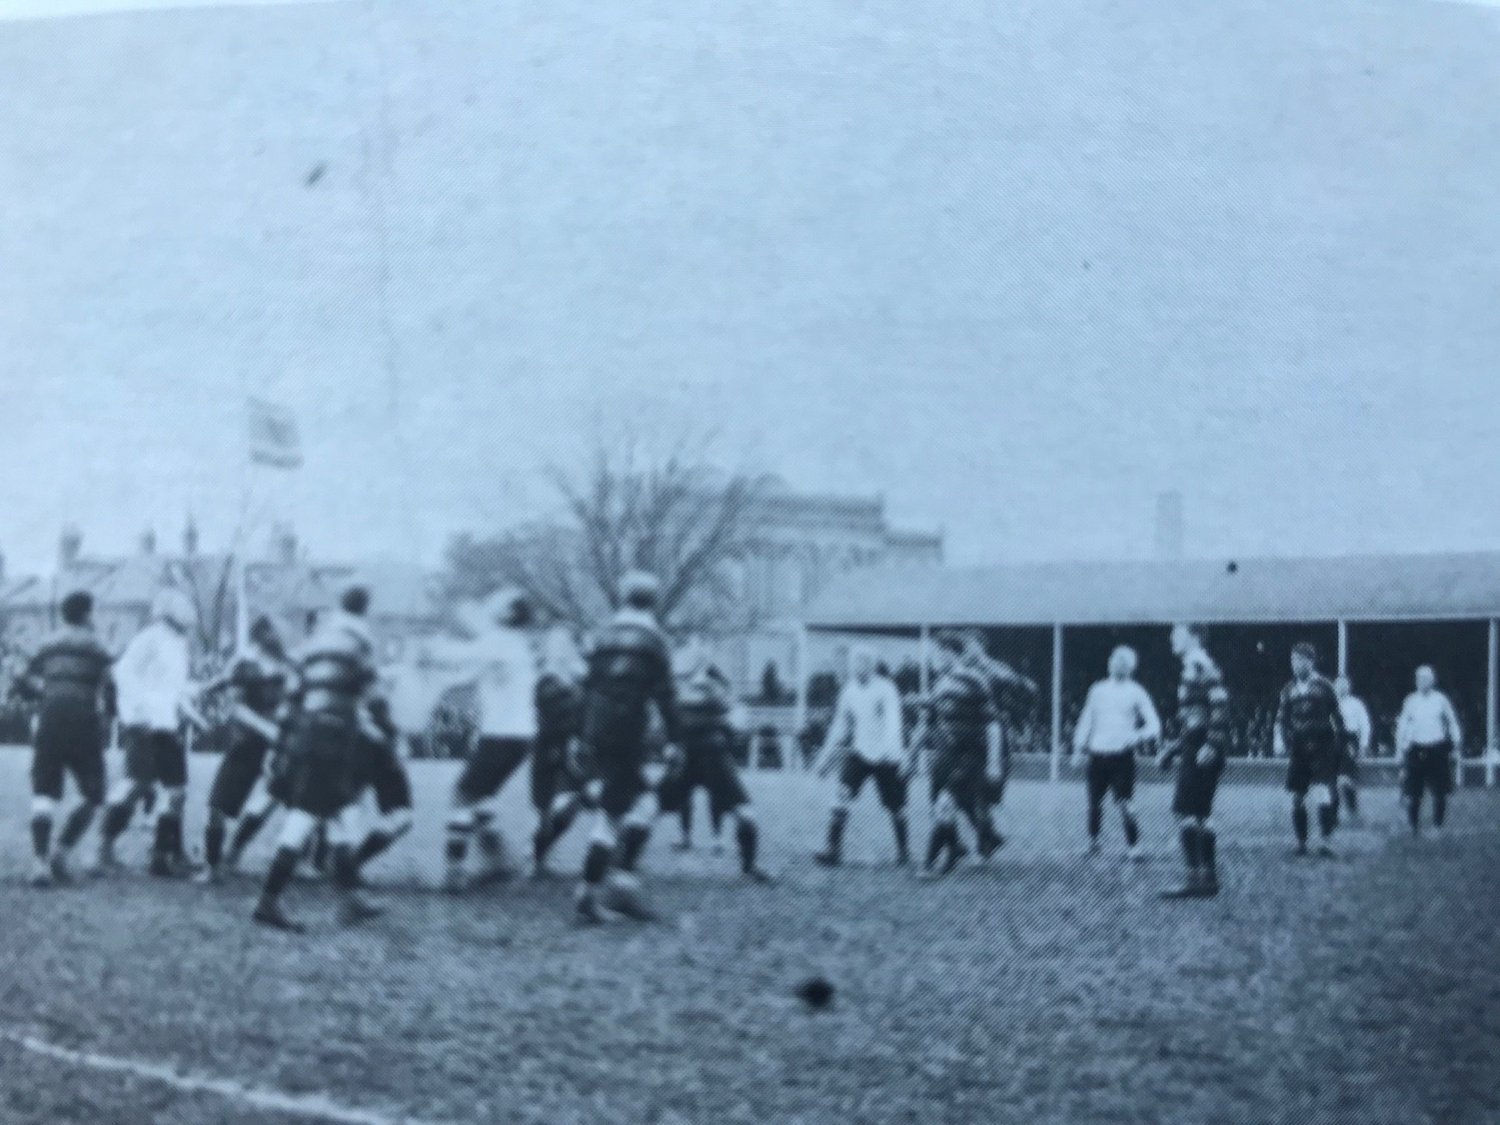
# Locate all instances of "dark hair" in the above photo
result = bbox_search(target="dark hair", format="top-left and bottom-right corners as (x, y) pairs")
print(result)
(624, 588), (657, 611)
(509, 598), (534, 628)
(340, 586), (371, 616)
(1292, 641), (1317, 660)
(60, 590), (93, 625)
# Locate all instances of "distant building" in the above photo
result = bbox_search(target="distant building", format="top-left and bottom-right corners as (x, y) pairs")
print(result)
(714, 477), (944, 693)
(0, 523), (445, 672)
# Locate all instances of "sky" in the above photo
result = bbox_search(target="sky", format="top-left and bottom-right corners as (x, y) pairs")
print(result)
(2, 0), (1499, 576)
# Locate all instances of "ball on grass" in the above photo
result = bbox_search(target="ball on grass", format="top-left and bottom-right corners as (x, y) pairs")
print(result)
(795, 976), (835, 1011)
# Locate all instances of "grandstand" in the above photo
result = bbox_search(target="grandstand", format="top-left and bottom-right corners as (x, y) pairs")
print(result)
(800, 550), (1500, 784)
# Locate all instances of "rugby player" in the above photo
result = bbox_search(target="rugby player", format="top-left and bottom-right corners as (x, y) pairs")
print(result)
(1071, 645), (1160, 859)
(1275, 642), (1346, 858)
(1396, 665), (1462, 837)
(13, 590), (115, 886)
(1334, 676), (1371, 822)
(1157, 625), (1231, 899)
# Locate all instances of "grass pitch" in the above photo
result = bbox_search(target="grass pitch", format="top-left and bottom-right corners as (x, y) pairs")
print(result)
(0, 750), (1495, 1124)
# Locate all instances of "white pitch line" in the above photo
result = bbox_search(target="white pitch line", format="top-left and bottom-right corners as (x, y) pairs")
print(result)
(2, 1030), (452, 1125)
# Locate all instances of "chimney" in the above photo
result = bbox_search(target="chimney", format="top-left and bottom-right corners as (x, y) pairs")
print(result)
(140, 528), (157, 556)
(183, 516), (199, 558)
(1154, 491), (1184, 560)
(59, 525), (83, 568)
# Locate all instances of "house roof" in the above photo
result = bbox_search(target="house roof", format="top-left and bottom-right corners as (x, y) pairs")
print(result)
(804, 551), (1500, 630)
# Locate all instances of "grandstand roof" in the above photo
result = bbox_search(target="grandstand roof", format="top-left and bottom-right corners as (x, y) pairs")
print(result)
(805, 551), (1500, 629)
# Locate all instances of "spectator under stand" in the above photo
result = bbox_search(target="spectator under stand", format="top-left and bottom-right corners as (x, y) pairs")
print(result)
(799, 551), (1500, 784)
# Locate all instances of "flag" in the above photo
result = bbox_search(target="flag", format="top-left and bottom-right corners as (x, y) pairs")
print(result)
(247, 397), (302, 469)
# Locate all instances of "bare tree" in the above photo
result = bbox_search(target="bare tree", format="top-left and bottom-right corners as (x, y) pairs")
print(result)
(446, 431), (764, 633)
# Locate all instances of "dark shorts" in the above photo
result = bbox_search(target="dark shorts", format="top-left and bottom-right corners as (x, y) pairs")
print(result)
(840, 755), (907, 813)
(124, 726), (188, 789)
(1087, 751), (1136, 806)
(1404, 742), (1454, 800)
(1172, 739), (1224, 820)
(32, 700), (106, 805)
(1286, 736), (1339, 796)
(530, 738), (580, 813)
(454, 737), (531, 805)
(207, 728), (272, 818)
(660, 742), (750, 822)
(929, 736), (997, 811)
(272, 714), (362, 819)
(364, 735), (413, 814)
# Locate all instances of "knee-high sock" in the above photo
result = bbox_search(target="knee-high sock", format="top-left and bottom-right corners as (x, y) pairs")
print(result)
(1433, 792), (1448, 828)
(1317, 803), (1336, 839)
(735, 815), (758, 873)
(890, 812), (910, 862)
(1342, 781), (1359, 817)
(535, 799), (579, 864)
(30, 813), (52, 861)
(678, 794), (693, 842)
(617, 823), (650, 873)
(259, 846), (300, 902)
(58, 803), (97, 852)
(356, 818), (411, 869)
(226, 809), (270, 863)
(1292, 803), (1309, 846)
(1122, 809), (1140, 848)
(445, 813), (474, 865)
(152, 811), (180, 861)
(100, 800), (132, 845)
(1087, 798), (1103, 841)
(1199, 826), (1217, 878)
(824, 807), (848, 860)
(205, 810), (227, 869)
(1179, 824), (1201, 871)
(1407, 794), (1421, 832)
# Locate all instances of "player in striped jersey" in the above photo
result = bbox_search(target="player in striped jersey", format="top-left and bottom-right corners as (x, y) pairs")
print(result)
(917, 632), (1005, 878)
(1158, 624), (1231, 899)
(12, 590), (115, 886)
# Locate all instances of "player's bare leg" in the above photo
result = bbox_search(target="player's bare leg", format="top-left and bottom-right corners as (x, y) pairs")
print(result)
(1118, 799), (1143, 861)
(814, 791), (852, 867)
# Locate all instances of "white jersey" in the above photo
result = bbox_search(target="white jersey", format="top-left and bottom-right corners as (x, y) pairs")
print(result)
(1397, 690), (1461, 750)
(1074, 678), (1161, 754)
(470, 626), (539, 739)
(1339, 696), (1372, 755)
(825, 675), (905, 765)
(114, 621), (192, 731)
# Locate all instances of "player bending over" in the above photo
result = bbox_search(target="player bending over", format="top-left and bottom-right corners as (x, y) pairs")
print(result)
(530, 627), (587, 876)
(572, 571), (681, 925)
(917, 632), (1005, 878)
(658, 649), (772, 883)
(252, 587), (385, 932)
(1396, 665), (1461, 838)
(13, 590), (115, 886)
(813, 646), (912, 868)
(1276, 642), (1347, 858)
(1071, 645), (1160, 860)
(1157, 624), (1230, 900)
(98, 589), (203, 877)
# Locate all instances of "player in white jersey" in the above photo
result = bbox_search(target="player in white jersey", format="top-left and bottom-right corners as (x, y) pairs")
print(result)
(813, 647), (912, 867)
(1396, 665), (1461, 837)
(1071, 646), (1161, 859)
(97, 589), (204, 877)
(1334, 676), (1371, 823)
(433, 589), (541, 892)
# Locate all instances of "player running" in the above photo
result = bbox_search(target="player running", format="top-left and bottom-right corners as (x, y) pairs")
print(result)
(1275, 642), (1347, 858)
(1157, 624), (1231, 900)
(572, 571), (681, 925)
(98, 589), (203, 877)
(1334, 676), (1371, 823)
(252, 586), (385, 932)
(658, 648), (772, 882)
(13, 590), (115, 887)
(915, 632), (1005, 878)
(1396, 665), (1462, 838)
(1071, 645), (1160, 860)
(194, 616), (290, 883)
(347, 691), (416, 883)
(435, 589), (540, 893)
(813, 646), (912, 868)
